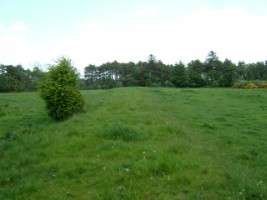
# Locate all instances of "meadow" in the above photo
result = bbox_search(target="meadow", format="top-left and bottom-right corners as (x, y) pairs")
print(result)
(0, 87), (266, 200)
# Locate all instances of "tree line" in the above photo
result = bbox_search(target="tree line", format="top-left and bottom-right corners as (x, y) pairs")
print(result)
(84, 51), (267, 89)
(1, 51), (267, 92)
(0, 65), (45, 92)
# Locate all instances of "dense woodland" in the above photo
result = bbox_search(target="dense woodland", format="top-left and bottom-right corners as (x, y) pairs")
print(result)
(1, 51), (267, 92)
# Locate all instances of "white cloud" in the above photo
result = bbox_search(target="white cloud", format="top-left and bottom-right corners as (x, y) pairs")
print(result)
(0, 23), (5, 32)
(1, 7), (266, 73)
(174, 7), (267, 63)
(46, 7), (266, 72)
(10, 22), (28, 32)
(131, 7), (159, 20)
(0, 22), (32, 66)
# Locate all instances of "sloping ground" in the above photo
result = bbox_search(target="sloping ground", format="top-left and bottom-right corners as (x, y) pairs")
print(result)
(0, 88), (266, 199)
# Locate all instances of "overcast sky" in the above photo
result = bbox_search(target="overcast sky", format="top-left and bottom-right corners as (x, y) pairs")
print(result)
(1, 0), (267, 72)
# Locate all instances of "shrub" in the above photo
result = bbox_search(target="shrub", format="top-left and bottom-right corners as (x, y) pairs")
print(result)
(232, 82), (240, 88)
(39, 57), (84, 120)
(232, 80), (264, 89)
(212, 81), (219, 87)
(258, 82), (267, 88)
(245, 83), (257, 89)
(232, 80), (249, 88)
(253, 80), (261, 86)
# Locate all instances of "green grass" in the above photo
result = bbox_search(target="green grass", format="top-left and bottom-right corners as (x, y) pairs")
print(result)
(0, 88), (266, 199)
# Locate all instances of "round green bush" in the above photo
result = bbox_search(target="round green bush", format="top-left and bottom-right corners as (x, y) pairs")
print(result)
(40, 57), (84, 120)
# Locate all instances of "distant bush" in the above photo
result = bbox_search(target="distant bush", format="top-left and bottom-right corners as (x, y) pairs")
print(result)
(233, 80), (267, 89)
(253, 80), (262, 86)
(245, 83), (257, 89)
(258, 82), (267, 88)
(40, 57), (84, 120)
(232, 80), (249, 88)
(151, 83), (162, 87)
(211, 80), (219, 87)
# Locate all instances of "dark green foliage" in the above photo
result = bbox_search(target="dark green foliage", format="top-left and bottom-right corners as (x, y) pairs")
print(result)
(84, 55), (173, 89)
(203, 51), (223, 86)
(39, 57), (84, 120)
(171, 61), (188, 87)
(83, 51), (243, 89)
(81, 52), (266, 89)
(0, 64), (45, 92)
(187, 60), (205, 87)
(218, 59), (236, 87)
(0, 65), (27, 92)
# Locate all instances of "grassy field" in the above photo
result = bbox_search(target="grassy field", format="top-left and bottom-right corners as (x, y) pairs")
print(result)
(0, 87), (266, 200)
